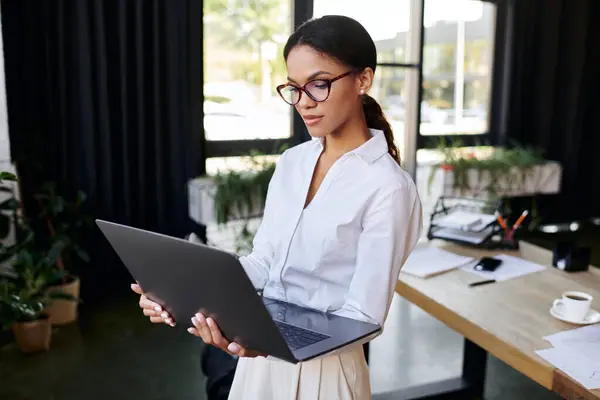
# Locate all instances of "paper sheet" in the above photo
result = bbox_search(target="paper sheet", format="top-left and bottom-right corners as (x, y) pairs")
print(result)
(544, 324), (600, 361)
(536, 347), (600, 390)
(401, 247), (474, 278)
(461, 253), (546, 281)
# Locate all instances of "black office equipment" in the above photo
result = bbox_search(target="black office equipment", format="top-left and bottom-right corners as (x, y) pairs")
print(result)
(474, 257), (502, 272)
(552, 242), (591, 272)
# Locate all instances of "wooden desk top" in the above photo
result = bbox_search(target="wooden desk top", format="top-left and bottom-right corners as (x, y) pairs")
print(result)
(395, 240), (600, 398)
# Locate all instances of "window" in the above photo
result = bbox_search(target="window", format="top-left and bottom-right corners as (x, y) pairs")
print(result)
(421, 0), (496, 136)
(312, 0), (420, 165)
(203, 0), (292, 142)
(313, 0), (414, 63)
(199, 0), (501, 175)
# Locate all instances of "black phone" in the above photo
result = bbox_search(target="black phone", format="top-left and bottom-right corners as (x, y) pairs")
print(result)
(474, 257), (502, 272)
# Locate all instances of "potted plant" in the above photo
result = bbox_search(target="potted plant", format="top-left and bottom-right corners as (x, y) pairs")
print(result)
(34, 182), (93, 325)
(0, 227), (69, 353)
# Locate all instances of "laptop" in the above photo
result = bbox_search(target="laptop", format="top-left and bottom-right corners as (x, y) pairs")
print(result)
(96, 219), (381, 363)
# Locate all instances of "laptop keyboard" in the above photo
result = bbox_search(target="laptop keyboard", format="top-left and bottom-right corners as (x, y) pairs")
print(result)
(274, 320), (330, 350)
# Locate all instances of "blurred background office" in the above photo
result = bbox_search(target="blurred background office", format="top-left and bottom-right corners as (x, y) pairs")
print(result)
(1, 0), (599, 399)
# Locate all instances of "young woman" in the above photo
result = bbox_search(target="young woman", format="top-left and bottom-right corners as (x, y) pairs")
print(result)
(132, 15), (423, 399)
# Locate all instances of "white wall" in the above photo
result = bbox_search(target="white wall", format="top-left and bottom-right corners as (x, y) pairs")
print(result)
(0, 4), (10, 166)
(0, 5), (16, 252)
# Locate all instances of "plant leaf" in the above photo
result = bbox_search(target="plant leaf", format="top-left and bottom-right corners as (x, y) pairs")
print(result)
(75, 247), (90, 263)
(0, 172), (17, 182)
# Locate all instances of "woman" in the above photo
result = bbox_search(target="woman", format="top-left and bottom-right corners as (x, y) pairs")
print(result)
(132, 15), (422, 399)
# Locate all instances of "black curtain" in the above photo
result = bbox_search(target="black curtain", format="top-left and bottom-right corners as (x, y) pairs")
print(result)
(504, 0), (600, 223)
(1, 0), (202, 298)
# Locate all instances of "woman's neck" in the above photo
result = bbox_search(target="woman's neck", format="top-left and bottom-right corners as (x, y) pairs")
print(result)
(323, 115), (371, 159)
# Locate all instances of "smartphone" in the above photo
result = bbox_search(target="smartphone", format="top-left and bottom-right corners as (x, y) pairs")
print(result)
(474, 257), (502, 272)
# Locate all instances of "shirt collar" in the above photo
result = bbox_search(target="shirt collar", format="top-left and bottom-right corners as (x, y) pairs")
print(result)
(316, 128), (388, 164)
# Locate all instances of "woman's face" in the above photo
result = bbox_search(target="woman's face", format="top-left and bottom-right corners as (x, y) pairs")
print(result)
(283, 45), (372, 138)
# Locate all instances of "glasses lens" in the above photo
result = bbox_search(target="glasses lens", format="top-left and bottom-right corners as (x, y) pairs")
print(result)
(279, 86), (300, 105)
(305, 80), (330, 102)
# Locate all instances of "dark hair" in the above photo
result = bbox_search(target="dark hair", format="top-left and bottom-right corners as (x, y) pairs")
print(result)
(283, 15), (400, 165)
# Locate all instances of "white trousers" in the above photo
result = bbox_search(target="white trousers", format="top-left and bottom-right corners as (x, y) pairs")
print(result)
(227, 344), (371, 400)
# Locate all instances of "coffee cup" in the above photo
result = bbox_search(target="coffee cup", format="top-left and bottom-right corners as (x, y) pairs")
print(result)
(553, 291), (592, 321)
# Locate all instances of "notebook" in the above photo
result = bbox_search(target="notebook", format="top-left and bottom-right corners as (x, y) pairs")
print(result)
(401, 247), (475, 278)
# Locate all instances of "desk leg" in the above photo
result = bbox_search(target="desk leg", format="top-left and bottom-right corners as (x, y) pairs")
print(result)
(462, 338), (487, 398)
(364, 342), (370, 365)
(373, 338), (488, 400)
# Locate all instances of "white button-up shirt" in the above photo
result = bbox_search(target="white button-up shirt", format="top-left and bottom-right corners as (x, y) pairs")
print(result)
(239, 129), (423, 328)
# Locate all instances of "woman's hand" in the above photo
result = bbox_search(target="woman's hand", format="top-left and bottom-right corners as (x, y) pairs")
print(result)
(188, 312), (266, 358)
(131, 283), (175, 327)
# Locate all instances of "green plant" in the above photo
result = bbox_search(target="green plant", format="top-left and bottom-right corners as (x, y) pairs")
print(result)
(0, 236), (71, 330)
(212, 149), (282, 253)
(427, 138), (545, 198)
(34, 182), (93, 279)
(0, 172), (80, 330)
(426, 140), (548, 229)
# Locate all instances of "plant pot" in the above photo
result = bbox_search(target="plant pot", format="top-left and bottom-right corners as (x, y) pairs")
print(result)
(11, 316), (51, 354)
(45, 275), (80, 325)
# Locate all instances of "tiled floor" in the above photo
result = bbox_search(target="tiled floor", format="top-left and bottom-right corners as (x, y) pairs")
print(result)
(0, 294), (207, 400)
(1, 289), (561, 400)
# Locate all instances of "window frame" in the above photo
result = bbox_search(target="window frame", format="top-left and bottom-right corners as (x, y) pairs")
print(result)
(201, 0), (312, 162)
(197, 0), (509, 172)
(417, 0), (506, 149)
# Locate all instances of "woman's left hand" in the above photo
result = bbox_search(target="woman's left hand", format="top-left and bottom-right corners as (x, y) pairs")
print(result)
(188, 312), (266, 358)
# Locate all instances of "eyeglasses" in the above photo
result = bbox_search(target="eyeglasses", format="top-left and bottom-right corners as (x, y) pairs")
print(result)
(276, 71), (354, 106)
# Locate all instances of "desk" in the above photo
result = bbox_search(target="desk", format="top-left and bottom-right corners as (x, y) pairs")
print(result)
(391, 240), (600, 399)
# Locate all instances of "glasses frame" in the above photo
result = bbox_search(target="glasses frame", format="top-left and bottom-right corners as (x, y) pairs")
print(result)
(276, 70), (355, 105)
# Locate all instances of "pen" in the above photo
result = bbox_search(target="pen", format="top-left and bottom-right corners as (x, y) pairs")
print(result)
(495, 211), (509, 236)
(469, 279), (496, 287)
(507, 210), (529, 239)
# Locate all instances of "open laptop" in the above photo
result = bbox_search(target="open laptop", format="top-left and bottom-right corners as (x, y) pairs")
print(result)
(96, 219), (381, 363)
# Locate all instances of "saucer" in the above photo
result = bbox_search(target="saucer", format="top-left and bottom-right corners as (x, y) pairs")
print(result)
(550, 306), (600, 325)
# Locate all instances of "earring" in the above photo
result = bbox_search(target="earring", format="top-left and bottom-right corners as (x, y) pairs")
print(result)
(360, 90), (364, 95)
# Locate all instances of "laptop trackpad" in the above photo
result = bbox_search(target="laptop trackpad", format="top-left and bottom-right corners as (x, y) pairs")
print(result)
(262, 298), (331, 350)
(273, 320), (330, 350)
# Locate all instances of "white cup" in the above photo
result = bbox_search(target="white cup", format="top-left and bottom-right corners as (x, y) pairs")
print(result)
(553, 291), (592, 321)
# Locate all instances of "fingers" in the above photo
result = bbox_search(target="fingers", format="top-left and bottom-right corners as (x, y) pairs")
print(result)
(132, 283), (175, 327)
(139, 295), (161, 311)
(189, 313), (213, 344)
(131, 283), (143, 295)
(206, 317), (229, 349)
(226, 342), (265, 358)
(185, 313), (264, 358)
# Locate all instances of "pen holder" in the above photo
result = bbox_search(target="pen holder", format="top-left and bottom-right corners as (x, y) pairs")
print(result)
(498, 226), (521, 250)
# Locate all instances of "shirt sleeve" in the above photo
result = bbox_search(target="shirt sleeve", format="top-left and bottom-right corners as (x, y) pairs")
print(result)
(237, 151), (286, 290)
(332, 182), (423, 326)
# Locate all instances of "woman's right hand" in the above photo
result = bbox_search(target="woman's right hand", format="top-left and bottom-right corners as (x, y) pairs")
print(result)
(131, 283), (175, 327)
